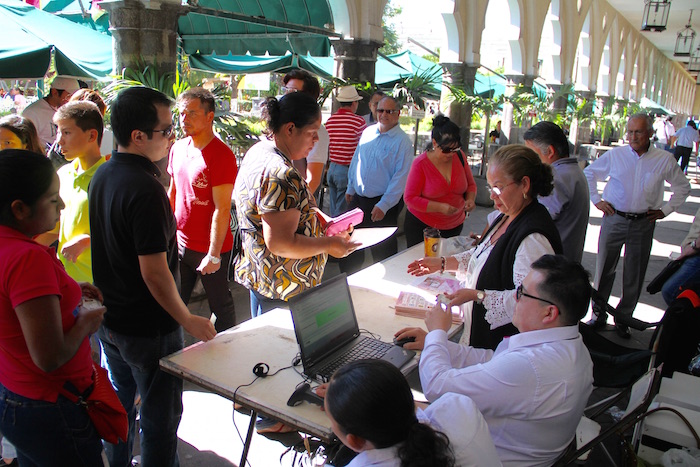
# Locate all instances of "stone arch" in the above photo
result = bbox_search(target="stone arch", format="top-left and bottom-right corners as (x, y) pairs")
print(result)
(480, 0), (520, 72)
(548, 0), (592, 85)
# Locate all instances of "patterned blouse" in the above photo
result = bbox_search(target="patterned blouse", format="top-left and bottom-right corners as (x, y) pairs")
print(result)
(233, 140), (326, 300)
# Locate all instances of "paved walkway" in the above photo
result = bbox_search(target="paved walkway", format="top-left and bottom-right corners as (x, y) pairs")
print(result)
(173, 172), (700, 466)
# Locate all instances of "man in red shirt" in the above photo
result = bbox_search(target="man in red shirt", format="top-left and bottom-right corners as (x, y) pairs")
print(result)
(168, 88), (238, 331)
(325, 86), (366, 216)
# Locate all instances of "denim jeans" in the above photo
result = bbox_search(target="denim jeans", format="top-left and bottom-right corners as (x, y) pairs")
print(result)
(327, 162), (350, 217)
(249, 289), (287, 318)
(662, 255), (700, 305)
(0, 383), (105, 466)
(98, 325), (184, 467)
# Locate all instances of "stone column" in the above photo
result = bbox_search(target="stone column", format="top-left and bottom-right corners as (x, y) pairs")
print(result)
(101, 0), (182, 77)
(332, 40), (382, 84)
(440, 62), (478, 150)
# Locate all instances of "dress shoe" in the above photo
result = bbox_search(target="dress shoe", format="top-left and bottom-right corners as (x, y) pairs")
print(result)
(615, 324), (631, 339)
(586, 313), (608, 330)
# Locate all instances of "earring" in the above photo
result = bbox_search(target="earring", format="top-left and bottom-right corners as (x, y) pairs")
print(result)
(523, 192), (528, 200)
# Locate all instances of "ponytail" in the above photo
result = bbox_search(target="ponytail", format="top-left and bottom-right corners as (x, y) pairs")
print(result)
(397, 422), (455, 467)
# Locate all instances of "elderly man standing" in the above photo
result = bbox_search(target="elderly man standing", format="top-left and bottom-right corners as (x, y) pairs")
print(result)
(524, 121), (589, 263)
(168, 87), (238, 332)
(341, 96), (413, 274)
(584, 114), (690, 338)
(325, 85), (366, 217)
(412, 254), (594, 466)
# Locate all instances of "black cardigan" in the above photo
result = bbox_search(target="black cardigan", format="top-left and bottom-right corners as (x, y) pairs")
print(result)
(470, 201), (563, 349)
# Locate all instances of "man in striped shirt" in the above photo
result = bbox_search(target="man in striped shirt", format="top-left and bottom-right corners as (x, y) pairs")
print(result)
(326, 86), (366, 216)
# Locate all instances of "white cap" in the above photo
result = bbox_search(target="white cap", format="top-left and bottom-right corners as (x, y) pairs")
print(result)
(50, 76), (81, 93)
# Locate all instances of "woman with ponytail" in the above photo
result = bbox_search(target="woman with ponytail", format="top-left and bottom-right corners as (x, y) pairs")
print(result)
(324, 359), (500, 467)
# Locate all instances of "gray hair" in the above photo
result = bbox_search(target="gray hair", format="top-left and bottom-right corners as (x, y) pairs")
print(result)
(628, 113), (653, 132)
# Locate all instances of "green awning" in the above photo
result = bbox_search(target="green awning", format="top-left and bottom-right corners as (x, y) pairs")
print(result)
(179, 0), (334, 56)
(0, 0), (112, 79)
(41, 0), (111, 34)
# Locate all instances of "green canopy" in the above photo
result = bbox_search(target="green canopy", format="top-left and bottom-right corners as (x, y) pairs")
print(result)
(41, 0), (110, 34)
(0, 0), (112, 79)
(179, 0), (333, 56)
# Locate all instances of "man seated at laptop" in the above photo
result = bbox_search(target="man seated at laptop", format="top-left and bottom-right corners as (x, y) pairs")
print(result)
(396, 254), (593, 466)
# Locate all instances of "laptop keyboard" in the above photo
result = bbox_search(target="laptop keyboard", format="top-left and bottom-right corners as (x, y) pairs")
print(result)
(316, 337), (392, 381)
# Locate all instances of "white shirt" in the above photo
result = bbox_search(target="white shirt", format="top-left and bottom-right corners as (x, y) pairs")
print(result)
(21, 98), (56, 148)
(306, 124), (329, 165)
(454, 222), (554, 343)
(346, 393), (502, 467)
(583, 144), (690, 216)
(674, 125), (700, 149)
(419, 326), (593, 467)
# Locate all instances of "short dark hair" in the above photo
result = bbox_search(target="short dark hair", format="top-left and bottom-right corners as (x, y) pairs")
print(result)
(326, 360), (455, 466)
(110, 87), (173, 148)
(54, 101), (104, 146)
(262, 92), (321, 137)
(491, 144), (554, 198)
(0, 150), (55, 225)
(531, 254), (592, 325)
(177, 87), (216, 114)
(431, 114), (461, 149)
(687, 120), (698, 130)
(283, 69), (321, 100)
(523, 121), (569, 158)
(0, 115), (44, 155)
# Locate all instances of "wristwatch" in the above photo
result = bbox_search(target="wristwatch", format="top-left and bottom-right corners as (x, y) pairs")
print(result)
(475, 290), (485, 304)
(206, 254), (221, 265)
(692, 240), (700, 251)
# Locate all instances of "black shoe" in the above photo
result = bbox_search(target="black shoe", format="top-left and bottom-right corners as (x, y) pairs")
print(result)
(615, 324), (631, 339)
(586, 312), (608, 330)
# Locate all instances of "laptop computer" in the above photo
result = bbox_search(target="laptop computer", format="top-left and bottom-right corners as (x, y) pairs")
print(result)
(289, 273), (416, 383)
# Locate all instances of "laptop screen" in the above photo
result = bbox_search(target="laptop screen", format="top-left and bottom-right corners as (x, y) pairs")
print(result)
(289, 274), (359, 368)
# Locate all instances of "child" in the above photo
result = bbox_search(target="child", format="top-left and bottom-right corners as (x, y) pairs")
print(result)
(40, 101), (105, 282)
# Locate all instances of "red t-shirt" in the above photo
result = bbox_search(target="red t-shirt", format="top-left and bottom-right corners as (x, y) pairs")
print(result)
(404, 151), (477, 230)
(0, 226), (93, 402)
(168, 136), (238, 253)
(325, 108), (366, 165)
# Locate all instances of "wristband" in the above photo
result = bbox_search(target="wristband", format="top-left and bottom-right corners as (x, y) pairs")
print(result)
(440, 256), (446, 273)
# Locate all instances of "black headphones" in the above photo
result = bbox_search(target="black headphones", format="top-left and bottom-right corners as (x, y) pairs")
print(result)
(252, 362), (270, 377)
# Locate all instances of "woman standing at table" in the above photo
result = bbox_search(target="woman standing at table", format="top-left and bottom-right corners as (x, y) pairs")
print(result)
(400, 145), (562, 349)
(323, 359), (500, 467)
(403, 115), (477, 247)
(0, 150), (106, 465)
(233, 92), (358, 318)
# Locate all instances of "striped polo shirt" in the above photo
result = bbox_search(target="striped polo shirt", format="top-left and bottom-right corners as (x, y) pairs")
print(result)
(325, 107), (366, 165)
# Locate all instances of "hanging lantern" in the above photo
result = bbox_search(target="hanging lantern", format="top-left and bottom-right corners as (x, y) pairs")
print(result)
(674, 10), (696, 56)
(642, 0), (671, 32)
(689, 47), (700, 72)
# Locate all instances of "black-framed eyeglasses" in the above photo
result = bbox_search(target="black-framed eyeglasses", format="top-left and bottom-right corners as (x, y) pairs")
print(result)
(486, 181), (517, 196)
(516, 284), (559, 308)
(376, 108), (399, 115)
(146, 125), (174, 138)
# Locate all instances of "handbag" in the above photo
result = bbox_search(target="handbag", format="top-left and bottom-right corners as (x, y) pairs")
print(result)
(57, 363), (128, 445)
(0, 342), (128, 444)
(647, 259), (684, 294)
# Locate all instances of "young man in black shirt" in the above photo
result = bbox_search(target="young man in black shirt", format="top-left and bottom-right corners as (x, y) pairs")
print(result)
(89, 86), (216, 467)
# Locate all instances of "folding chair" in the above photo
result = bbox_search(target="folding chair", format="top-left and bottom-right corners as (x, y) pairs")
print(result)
(554, 366), (664, 466)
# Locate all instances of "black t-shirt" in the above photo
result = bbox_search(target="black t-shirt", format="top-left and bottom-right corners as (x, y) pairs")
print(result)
(89, 152), (179, 337)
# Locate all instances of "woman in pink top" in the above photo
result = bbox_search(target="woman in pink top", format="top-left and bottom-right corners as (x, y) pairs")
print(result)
(404, 115), (477, 247)
(0, 150), (106, 465)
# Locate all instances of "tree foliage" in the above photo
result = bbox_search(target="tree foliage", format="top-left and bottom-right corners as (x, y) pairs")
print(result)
(379, 0), (403, 55)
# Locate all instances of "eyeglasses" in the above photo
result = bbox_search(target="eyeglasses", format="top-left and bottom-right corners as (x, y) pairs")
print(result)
(486, 181), (517, 196)
(516, 284), (559, 308)
(281, 86), (300, 94)
(146, 125), (174, 138)
(376, 108), (399, 115)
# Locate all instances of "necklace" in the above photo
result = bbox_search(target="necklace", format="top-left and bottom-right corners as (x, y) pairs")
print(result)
(475, 216), (509, 259)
